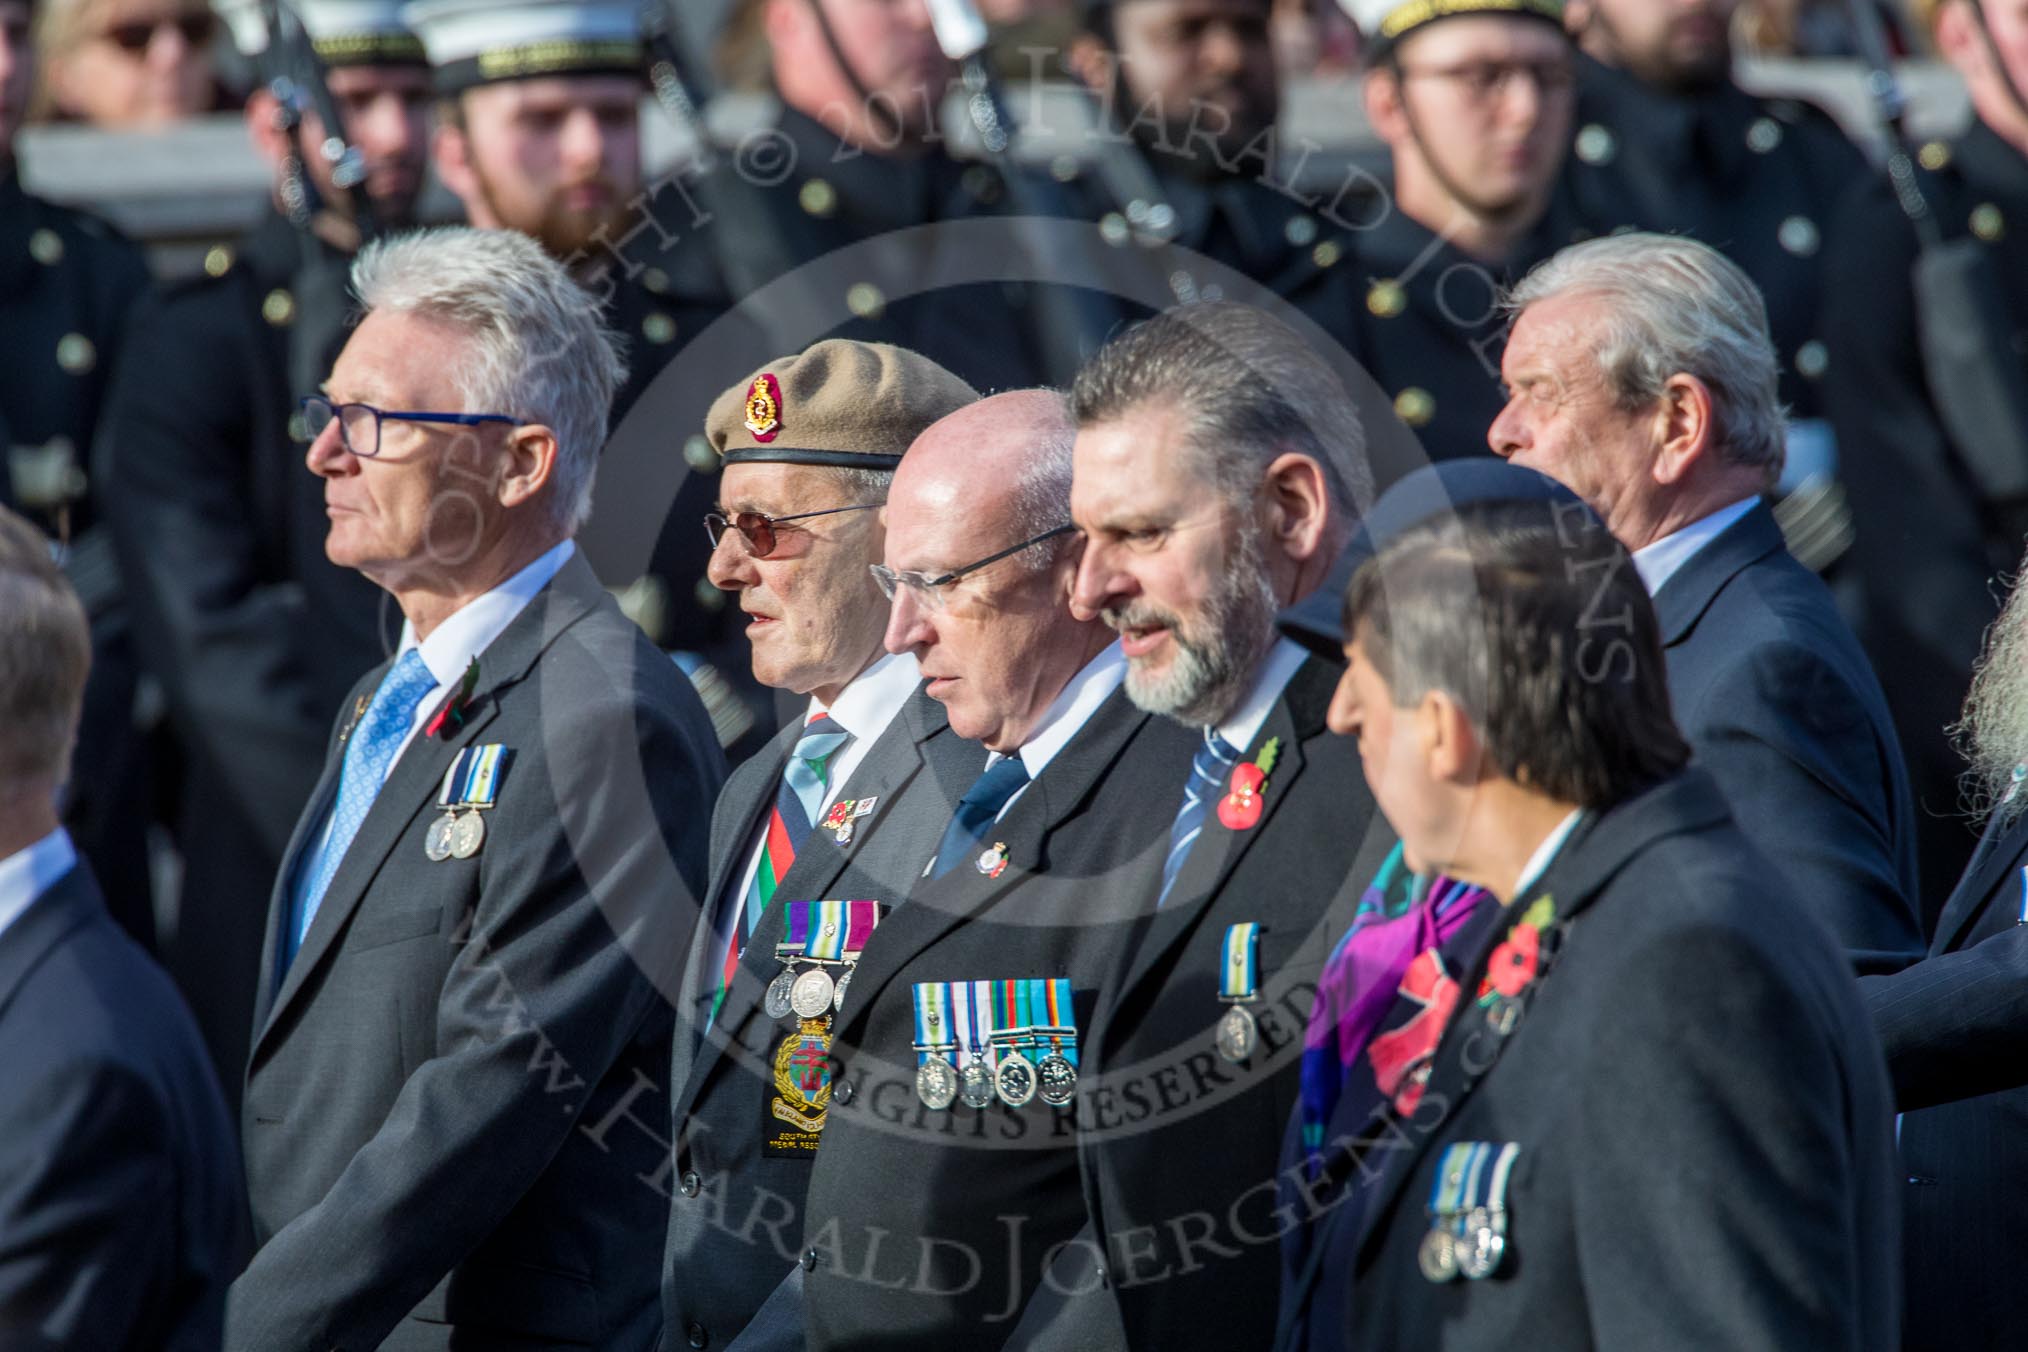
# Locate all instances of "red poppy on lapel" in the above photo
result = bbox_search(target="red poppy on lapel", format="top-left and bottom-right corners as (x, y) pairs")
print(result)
(425, 658), (480, 741)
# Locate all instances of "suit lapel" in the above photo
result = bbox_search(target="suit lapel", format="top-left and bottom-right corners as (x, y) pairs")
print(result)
(832, 690), (1152, 1044)
(0, 865), (100, 1021)
(1651, 503), (1784, 648)
(676, 724), (799, 1031)
(680, 691), (964, 1103)
(1108, 660), (1330, 1018)
(253, 555), (605, 1053)
(1933, 808), (2028, 952)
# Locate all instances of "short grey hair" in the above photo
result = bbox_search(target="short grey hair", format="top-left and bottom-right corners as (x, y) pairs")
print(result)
(0, 507), (90, 791)
(351, 227), (628, 531)
(1069, 301), (1371, 516)
(1505, 234), (1787, 482)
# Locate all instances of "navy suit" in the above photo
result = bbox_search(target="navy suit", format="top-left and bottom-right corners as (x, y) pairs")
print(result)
(1282, 771), (1901, 1351)
(1649, 502), (1922, 973)
(0, 860), (246, 1349)
(1862, 805), (2028, 1350)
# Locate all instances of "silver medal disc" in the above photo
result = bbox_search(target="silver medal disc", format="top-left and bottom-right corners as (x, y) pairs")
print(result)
(916, 1058), (958, 1110)
(996, 1051), (1038, 1108)
(1216, 1004), (1258, 1062)
(1418, 1227), (1460, 1283)
(790, 968), (835, 1020)
(1036, 1052), (1078, 1106)
(833, 966), (853, 1012)
(1457, 1226), (1505, 1281)
(425, 813), (456, 862)
(764, 970), (797, 1021)
(959, 1059), (996, 1110)
(450, 810), (486, 860)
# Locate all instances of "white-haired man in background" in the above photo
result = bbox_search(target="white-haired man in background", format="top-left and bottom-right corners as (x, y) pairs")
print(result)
(226, 226), (725, 1352)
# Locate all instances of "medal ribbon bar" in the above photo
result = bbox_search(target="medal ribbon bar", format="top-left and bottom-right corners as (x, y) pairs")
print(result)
(1220, 922), (1261, 1002)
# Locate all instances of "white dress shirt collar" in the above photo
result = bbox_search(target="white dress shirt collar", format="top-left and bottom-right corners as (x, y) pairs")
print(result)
(804, 648), (921, 749)
(1632, 497), (1757, 596)
(0, 827), (77, 944)
(1214, 637), (1309, 754)
(1512, 808), (1584, 900)
(994, 641), (1130, 782)
(398, 538), (578, 692)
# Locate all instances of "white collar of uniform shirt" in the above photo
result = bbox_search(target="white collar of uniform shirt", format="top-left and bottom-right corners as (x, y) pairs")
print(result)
(1212, 635), (1309, 757)
(979, 640), (1129, 819)
(1632, 496), (1757, 596)
(799, 647), (924, 811)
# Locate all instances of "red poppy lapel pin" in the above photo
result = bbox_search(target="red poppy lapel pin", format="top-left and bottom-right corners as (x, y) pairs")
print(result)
(424, 659), (480, 741)
(1476, 894), (1558, 1036)
(1217, 737), (1282, 831)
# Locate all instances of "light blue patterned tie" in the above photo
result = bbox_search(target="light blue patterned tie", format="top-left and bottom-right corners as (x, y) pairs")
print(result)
(284, 649), (438, 973)
(1158, 729), (1242, 907)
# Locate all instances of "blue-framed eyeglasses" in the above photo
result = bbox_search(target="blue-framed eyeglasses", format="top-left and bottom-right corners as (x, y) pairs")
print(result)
(297, 395), (518, 459)
(870, 524), (1078, 611)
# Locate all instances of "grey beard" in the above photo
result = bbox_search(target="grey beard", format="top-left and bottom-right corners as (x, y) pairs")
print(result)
(1113, 529), (1280, 729)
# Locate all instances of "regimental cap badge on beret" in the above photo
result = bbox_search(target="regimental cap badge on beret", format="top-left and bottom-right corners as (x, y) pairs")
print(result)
(745, 374), (784, 444)
(705, 339), (980, 472)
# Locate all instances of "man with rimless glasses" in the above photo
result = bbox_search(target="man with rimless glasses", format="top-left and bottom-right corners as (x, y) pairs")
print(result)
(660, 339), (986, 1352)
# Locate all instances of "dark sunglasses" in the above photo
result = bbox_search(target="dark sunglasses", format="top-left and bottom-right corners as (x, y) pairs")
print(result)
(102, 12), (216, 54)
(703, 503), (879, 559)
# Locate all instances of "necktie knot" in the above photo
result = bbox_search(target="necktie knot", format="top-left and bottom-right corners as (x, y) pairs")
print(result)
(930, 756), (1032, 879)
(1159, 729), (1244, 907)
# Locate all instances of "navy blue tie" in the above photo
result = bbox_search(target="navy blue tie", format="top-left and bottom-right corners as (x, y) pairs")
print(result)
(931, 757), (1032, 879)
(1159, 729), (1242, 907)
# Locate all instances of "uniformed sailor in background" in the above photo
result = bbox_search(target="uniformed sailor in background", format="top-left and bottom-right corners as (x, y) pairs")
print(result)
(1, 0), (154, 940)
(1336, 0), (1587, 469)
(1560, 0), (1868, 575)
(1823, 0), (2028, 916)
(408, 0), (768, 733)
(1058, 0), (1365, 345)
(97, 0), (429, 1102)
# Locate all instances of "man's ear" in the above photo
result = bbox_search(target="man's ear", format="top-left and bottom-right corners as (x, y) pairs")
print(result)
(1261, 451), (1332, 563)
(496, 424), (559, 511)
(1364, 63), (1407, 147)
(1648, 373), (1716, 488)
(432, 118), (480, 211)
(1422, 689), (1484, 787)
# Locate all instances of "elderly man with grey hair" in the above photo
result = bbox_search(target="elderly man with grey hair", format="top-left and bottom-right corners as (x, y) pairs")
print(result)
(227, 226), (725, 1352)
(1490, 231), (1923, 974)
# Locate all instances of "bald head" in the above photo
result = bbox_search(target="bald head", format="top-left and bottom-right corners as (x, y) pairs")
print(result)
(882, 390), (1111, 752)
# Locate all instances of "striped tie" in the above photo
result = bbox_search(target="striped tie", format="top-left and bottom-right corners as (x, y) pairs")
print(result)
(1158, 728), (1242, 908)
(712, 715), (851, 1020)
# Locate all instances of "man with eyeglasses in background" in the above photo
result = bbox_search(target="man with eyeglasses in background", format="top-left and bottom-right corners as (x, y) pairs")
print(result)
(1333, 0), (1585, 465)
(228, 225), (724, 1351)
(660, 339), (985, 1352)
(98, 0), (432, 1109)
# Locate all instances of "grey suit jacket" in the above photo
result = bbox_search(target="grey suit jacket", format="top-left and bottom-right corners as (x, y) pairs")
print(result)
(229, 553), (725, 1352)
(660, 684), (979, 1352)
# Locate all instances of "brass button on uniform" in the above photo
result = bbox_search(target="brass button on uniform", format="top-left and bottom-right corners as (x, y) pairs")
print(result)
(1393, 387), (1435, 428)
(846, 282), (885, 320)
(203, 243), (234, 277)
(1918, 140), (1951, 172)
(799, 178), (837, 218)
(1575, 124), (1616, 165)
(1972, 203), (2005, 243)
(642, 312), (677, 345)
(55, 333), (96, 374)
(28, 228), (63, 265)
(263, 288), (297, 326)
(1367, 279), (1406, 319)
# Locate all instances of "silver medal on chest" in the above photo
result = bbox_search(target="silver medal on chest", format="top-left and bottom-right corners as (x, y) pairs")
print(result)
(789, 967), (835, 1020)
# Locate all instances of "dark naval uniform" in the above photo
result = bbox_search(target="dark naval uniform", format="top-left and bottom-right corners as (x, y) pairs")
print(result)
(1823, 121), (2028, 915)
(687, 103), (1052, 393)
(0, 169), (154, 938)
(99, 208), (388, 1101)
(1563, 55), (1867, 571)
(1337, 191), (1592, 478)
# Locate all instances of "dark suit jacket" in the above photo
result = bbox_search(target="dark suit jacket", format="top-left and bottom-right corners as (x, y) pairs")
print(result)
(1060, 655), (1393, 1350)
(659, 684), (980, 1352)
(1653, 503), (1922, 973)
(229, 553), (725, 1352)
(1861, 806), (2028, 1351)
(798, 688), (1197, 1352)
(1284, 770), (1900, 1351)
(0, 861), (246, 1351)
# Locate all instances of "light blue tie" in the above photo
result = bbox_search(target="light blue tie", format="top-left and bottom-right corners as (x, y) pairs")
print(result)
(284, 649), (437, 973)
(1158, 729), (1242, 907)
